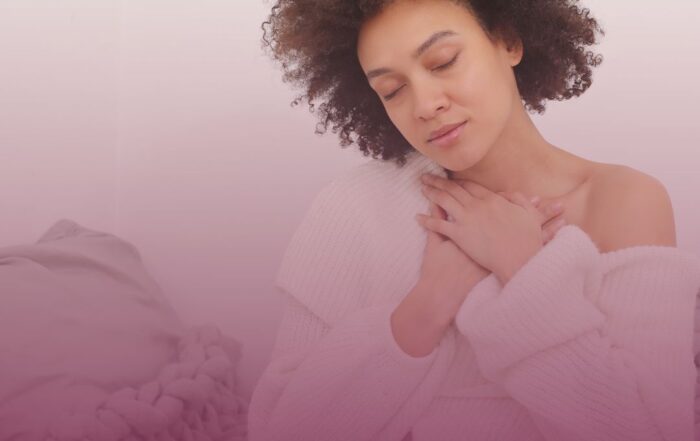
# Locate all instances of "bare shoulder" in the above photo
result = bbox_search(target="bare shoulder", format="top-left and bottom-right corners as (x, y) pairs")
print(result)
(585, 163), (677, 253)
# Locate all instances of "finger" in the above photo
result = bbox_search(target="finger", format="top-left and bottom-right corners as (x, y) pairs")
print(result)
(426, 202), (447, 244)
(502, 191), (549, 225)
(421, 185), (466, 222)
(421, 174), (475, 207)
(499, 191), (524, 207)
(538, 200), (564, 224)
(501, 192), (541, 206)
(499, 191), (539, 206)
(507, 191), (542, 221)
(416, 211), (457, 241)
(456, 180), (493, 200)
(542, 217), (567, 244)
(541, 211), (564, 230)
(422, 203), (442, 252)
(508, 191), (535, 209)
(499, 191), (518, 205)
(432, 200), (448, 221)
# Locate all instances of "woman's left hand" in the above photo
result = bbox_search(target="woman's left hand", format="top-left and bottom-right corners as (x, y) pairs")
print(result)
(416, 173), (549, 285)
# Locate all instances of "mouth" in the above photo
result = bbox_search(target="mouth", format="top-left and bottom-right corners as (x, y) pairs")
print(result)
(427, 120), (468, 146)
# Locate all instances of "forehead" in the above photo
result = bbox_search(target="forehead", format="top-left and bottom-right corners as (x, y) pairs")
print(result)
(357, 0), (479, 61)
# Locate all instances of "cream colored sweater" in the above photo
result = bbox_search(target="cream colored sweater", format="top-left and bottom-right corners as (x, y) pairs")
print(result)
(248, 151), (700, 441)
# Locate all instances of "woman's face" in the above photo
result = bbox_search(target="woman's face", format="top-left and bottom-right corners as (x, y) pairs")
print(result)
(357, 0), (523, 171)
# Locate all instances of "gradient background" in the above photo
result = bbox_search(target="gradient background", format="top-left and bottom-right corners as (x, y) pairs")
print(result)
(0, 0), (698, 402)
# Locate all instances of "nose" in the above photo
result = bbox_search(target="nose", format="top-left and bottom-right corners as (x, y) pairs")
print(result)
(412, 78), (449, 121)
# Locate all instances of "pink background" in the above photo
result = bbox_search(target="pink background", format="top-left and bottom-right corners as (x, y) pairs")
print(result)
(0, 0), (698, 400)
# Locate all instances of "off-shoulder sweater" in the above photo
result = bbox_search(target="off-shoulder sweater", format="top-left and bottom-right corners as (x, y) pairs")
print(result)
(248, 151), (700, 441)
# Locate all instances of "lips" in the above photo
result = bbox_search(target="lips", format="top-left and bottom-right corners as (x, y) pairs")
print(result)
(428, 120), (468, 142)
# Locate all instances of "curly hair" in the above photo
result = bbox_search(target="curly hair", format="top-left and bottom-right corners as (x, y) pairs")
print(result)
(261, 0), (604, 167)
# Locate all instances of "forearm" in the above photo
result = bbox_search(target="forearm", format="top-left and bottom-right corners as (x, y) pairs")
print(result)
(390, 281), (451, 358)
(455, 226), (700, 441)
(391, 274), (483, 358)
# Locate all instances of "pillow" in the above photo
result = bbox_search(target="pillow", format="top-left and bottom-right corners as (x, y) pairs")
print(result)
(0, 219), (248, 441)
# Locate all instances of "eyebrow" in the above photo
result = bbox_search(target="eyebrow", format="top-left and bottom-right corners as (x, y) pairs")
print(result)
(365, 30), (458, 80)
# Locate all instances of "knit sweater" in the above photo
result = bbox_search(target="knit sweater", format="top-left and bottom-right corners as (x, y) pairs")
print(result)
(248, 151), (700, 441)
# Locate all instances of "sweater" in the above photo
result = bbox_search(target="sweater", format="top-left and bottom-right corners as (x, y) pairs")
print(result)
(247, 150), (700, 441)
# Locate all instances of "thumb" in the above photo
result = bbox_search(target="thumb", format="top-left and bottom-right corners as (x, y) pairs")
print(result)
(424, 202), (446, 250)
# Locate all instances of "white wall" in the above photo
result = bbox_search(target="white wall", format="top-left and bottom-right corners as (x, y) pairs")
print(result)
(1, 0), (698, 399)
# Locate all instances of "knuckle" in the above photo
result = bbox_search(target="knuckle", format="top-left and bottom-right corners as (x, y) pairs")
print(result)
(546, 209), (561, 221)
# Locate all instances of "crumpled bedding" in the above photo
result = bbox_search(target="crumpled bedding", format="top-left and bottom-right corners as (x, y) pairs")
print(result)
(47, 324), (248, 441)
(0, 219), (249, 441)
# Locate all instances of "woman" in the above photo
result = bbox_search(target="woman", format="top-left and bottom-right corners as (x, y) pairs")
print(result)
(250, 0), (700, 440)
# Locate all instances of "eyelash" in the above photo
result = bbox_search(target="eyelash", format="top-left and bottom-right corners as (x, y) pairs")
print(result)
(383, 53), (460, 101)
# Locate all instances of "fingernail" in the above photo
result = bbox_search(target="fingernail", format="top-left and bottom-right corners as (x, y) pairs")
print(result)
(530, 196), (541, 204)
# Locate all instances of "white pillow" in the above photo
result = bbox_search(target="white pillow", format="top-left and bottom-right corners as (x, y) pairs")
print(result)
(0, 219), (248, 441)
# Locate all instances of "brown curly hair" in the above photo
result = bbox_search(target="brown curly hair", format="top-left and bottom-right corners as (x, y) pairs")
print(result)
(261, 0), (604, 167)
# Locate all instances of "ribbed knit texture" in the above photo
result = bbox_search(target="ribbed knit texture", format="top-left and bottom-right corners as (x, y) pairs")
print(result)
(248, 151), (700, 441)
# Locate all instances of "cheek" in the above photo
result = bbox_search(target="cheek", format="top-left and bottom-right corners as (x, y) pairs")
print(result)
(467, 63), (513, 121)
(447, 61), (494, 111)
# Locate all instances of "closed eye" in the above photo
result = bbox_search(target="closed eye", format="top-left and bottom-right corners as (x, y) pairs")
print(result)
(433, 53), (459, 72)
(383, 85), (405, 101)
(382, 53), (460, 101)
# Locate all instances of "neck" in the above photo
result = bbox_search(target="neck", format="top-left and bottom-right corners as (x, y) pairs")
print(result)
(447, 104), (575, 199)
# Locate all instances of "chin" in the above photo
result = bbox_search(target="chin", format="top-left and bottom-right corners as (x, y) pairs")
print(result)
(432, 145), (480, 172)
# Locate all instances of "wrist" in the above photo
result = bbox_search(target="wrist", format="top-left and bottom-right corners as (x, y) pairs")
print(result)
(392, 286), (451, 357)
(415, 273), (483, 325)
(497, 244), (542, 285)
(410, 278), (455, 328)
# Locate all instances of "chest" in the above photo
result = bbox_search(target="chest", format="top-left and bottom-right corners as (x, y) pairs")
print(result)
(547, 183), (607, 251)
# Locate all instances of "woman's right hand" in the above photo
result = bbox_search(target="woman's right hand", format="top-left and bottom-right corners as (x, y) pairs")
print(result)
(388, 200), (487, 359)
(504, 193), (566, 245)
(415, 201), (490, 324)
(390, 196), (567, 358)
(415, 196), (567, 324)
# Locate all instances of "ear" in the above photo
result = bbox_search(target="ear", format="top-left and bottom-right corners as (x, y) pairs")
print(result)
(494, 27), (523, 67)
(505, 37), (523, 67)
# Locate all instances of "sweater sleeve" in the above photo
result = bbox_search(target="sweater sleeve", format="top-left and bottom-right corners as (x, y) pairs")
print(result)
(247, 293), (456, 441)
(248, 177), (456, 441)
(454, 225), (700, 441)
